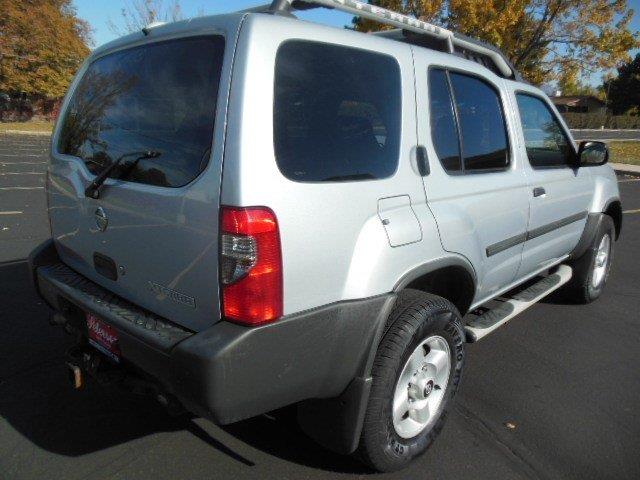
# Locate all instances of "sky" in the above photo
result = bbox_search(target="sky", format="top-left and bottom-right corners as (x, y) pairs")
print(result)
(75, 0), (353, 45)
(75, 0), (640, 86)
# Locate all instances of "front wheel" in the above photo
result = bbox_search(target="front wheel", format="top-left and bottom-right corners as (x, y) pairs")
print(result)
(564, 215), (615, 304)
(356, 290), (465, 472)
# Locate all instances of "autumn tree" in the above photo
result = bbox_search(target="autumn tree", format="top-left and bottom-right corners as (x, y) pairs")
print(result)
(0, 0), (91, 99)
(556, 68), (601, 97)
(108, 0), (185, 36)
(603, 53), (640, 114)
(353, 0), (638, 85)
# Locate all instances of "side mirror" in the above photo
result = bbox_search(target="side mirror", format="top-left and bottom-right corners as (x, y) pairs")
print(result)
(577, 141), (609, 167)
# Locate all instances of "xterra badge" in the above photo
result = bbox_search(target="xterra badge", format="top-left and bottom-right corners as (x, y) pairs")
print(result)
(148, 281), (196, 309)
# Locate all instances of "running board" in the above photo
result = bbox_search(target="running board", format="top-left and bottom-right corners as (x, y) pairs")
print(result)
(465, 265), (573, 342)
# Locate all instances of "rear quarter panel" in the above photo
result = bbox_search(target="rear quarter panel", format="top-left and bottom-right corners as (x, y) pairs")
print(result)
(222, 15), (456, 315)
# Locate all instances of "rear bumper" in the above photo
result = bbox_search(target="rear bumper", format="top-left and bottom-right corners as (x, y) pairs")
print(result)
(29, 240), (395, 428)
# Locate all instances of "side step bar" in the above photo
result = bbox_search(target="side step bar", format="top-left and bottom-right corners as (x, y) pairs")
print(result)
(465, 265), (573, 342)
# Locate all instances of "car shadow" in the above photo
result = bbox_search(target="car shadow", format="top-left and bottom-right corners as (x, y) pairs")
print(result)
(0, 260), (368, 474)
(222, 409), (369, 474)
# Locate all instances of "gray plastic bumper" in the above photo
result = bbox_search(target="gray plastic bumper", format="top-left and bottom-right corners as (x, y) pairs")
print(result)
(29, 240), (395, 453)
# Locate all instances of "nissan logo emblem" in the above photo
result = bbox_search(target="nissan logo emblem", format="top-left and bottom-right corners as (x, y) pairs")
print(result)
(95, 207), (108, 232)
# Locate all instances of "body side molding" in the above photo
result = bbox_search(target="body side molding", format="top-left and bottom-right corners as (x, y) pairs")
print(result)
(485, 211), (588, 258)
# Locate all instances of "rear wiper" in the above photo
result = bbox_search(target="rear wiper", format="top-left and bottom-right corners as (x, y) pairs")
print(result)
(84, 150), (161, 199)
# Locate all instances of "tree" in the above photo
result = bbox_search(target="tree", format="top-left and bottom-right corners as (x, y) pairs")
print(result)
(353, 0), (638, 85)
(556, 68), (601, 98)
(0, 0), (91, 99)
(603, 53), (640, 115)
(108, 0), (184, 36)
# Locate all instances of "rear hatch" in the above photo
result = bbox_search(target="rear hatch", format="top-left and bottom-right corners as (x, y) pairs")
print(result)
(48, 17), (240, 332)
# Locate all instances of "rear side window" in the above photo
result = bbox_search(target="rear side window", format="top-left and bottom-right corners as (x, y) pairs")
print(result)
(274, 41), (401, 182)
(58, 36), (225, 188)
(515, 93), (575, 168)
(449, 73), (509, 171)
(428, 69), (461, 173)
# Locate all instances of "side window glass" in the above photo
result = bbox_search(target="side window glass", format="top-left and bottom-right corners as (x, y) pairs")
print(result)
(449, 73), (510, 171)
(515, 94), (574, 168)
(274, 41), (401, 182)
(428, 69), (461, 172)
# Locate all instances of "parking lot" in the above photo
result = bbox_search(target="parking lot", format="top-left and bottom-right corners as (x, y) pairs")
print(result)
(1, 132), (639, 480)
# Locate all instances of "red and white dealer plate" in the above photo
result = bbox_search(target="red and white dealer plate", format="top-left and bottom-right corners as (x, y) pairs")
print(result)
(86, 312), (121, 363)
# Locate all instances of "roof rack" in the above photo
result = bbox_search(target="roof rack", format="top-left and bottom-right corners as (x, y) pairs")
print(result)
(244, 0), (518, 80)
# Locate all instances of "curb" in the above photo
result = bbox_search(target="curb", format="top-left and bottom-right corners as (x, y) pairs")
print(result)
(612, 163), (640, 177)
(571, 129), (640, 132)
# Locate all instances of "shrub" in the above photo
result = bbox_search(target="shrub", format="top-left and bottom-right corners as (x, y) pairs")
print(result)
(562, 112), (640, 129)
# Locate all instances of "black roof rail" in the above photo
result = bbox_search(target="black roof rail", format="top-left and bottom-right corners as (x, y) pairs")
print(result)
(241, 0), (519, 80)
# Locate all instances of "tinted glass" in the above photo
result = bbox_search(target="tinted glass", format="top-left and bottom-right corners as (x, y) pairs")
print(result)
(58, 36), (225, 188)
(515, 94), (574, 168)
(274, 41), (401, 182)
(428, 69), (461, 172)
(449, 73), (509, 171)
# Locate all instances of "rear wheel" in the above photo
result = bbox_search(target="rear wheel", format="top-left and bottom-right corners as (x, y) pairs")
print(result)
(356, 290), (465, 472)
(565, 215), (615, 303)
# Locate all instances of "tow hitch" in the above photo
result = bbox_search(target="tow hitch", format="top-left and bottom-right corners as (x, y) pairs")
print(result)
(65, 345), (116, 390)
(64, 344), (185, 415)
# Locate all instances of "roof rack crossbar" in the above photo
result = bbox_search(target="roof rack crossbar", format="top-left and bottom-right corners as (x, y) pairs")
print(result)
(244, 0), (514, 79)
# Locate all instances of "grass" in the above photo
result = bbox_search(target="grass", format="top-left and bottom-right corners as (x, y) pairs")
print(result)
(0, 121), (53, 133)
(608, 141), (640, 166)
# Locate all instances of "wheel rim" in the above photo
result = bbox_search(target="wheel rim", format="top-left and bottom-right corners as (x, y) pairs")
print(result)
(591, 233), (611, 289)
(392, 335), (451, 439)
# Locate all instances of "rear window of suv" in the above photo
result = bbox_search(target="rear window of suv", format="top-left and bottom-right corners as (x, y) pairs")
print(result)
(274, 40), (401, 182)
(57, 36), (225, 188)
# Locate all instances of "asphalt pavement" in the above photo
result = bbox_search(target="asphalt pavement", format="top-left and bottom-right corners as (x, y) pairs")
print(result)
(0, 133), (639, 480)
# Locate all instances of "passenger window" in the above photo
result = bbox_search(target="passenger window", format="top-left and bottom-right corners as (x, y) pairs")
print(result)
(448, 73), (510, 171)
(515, 94), (575, 168)
(428, 69), (461, 172)
(274, 41), (401, 182)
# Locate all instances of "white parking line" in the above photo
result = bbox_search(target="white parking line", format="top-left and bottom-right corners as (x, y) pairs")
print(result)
(0, 186), (44, 191)
(617, 178), (640, 183)
(0, 211), (23, 215)
(0, 154), (44, 157)
(623, 209), (640, 214)
(0, 172), (44, 175)
(0, 144), (48, 148)
(0, 162), (47, 165)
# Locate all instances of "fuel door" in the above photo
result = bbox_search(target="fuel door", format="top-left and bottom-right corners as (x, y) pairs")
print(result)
(378, 195), (422, 247)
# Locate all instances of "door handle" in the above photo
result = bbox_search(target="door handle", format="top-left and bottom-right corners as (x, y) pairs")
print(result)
(416, 145), (430, 176)
(533, 187), (546, 197)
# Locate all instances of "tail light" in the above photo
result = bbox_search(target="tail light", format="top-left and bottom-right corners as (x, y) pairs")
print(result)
(220, 206), (282, 325)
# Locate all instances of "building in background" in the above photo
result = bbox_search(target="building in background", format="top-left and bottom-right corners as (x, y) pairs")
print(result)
(552, 95), (607, 114)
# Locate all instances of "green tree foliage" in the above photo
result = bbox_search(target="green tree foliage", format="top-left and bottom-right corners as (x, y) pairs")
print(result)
(604, 53), (640, 115)
(353, 0), (638, 85)
(556, 68), (601, 98)
(0, 0), (92, 99)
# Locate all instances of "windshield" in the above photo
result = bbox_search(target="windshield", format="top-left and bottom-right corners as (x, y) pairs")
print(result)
(57, 35), (225, 188)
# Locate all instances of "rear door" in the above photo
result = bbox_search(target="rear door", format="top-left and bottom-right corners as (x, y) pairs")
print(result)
(511, 90), (593, 276)
(414, 52), (530, 303)
(49, 20), (239, 332)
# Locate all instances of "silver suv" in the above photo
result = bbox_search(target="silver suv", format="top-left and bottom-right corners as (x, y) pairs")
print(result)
(29, 0), (622, 472)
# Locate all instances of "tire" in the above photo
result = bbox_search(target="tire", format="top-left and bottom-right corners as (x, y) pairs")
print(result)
(356, 290), (465, 472)
(564, 215), (615, 304)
